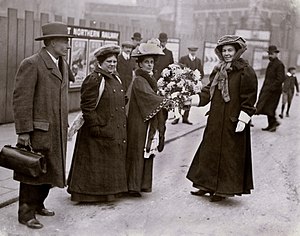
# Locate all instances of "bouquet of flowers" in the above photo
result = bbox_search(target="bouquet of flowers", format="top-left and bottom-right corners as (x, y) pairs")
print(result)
(157, 64), (203, 114)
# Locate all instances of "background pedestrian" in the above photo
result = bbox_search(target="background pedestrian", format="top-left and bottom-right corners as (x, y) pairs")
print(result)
(279, 66), (299, 118)
(255, 45), (285, 132)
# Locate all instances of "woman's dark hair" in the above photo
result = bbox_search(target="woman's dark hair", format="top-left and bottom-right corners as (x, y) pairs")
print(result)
(217, 43), (241, 53)
(136, 55), (158, 65)
(96, 53), (118, 64)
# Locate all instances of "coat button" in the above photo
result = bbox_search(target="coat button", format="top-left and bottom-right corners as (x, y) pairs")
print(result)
(115, 107), (118, 111)
(121, 106), (125, 110)
(123, 124), (126, 128)
(113, 89), (116, 93)
(123, 140), (126, 143)
(121, 89), (124, 92)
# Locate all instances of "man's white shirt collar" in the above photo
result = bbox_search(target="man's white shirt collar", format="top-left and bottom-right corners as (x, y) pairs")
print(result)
(189, 54), (195, 61)
(46, 50), (59, 67)
(122, 52), (130, 60)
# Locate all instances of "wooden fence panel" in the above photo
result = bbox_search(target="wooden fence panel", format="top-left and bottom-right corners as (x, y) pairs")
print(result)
(33, 20), (41, 53)
(24, 11), (34, 58)
(0, 16), (8, 124)
(6, 8), (18, 122)
(17, 19), (25, 68)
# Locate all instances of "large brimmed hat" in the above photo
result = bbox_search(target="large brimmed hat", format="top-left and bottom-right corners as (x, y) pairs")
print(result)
(215, 35), (247, 60)
(131, 41), (165, 57)
(267, 45), (280, 53)
(94, 44), (120, 58)
(131, 32), (142, 41)
(35, 22), (73, 41)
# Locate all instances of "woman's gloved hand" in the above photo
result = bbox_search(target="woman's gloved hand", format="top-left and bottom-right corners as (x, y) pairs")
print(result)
(235, 121), (246, 132)
(90, 126), (101, 137)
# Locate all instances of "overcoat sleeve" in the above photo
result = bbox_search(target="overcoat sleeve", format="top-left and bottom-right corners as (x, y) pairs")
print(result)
(132, 77), (167, 122)
(271, 61), (285, 91)
(239, 66), (258, 116)
(13, 58), (38, 134)
(81, 73), (103, 127)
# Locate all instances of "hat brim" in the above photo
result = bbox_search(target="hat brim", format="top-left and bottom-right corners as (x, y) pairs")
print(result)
(131, 37), (142, 41)
(35, 34), (74, 41)
(267, 50), (280, 53)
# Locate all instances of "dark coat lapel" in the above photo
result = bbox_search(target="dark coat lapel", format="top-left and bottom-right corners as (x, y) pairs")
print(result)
(39, 48), (62, 80)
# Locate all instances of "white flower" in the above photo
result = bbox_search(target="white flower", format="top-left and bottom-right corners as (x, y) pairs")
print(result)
(167, 81), (176, 89)
(193, 69), (201, 81)
(157, 78), (165, 87)
(193, 81), (203, 93)
(161, 68), (171, 77)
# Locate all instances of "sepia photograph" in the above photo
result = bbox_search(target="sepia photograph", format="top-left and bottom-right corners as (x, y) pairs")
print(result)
(0, 0), (299, 235)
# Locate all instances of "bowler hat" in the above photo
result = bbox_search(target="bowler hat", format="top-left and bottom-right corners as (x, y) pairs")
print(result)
(131, 32), (142, 41)
(94, 44), (120, 58)
(121, 41), (134, 48)
(188, 46), (198, 51)
(159, 32), (168, 42)
(267, 45), (280, 53)
(35, 22), (73, 41)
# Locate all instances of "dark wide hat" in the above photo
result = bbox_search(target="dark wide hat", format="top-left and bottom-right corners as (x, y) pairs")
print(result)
(158, 32), (168, 42)
(94, 44), (120, 58)
(35, 22), (73, 41)
(188, 46), (198, 51)
(131, 32), (142, 41)
(267, 45), (280, 53)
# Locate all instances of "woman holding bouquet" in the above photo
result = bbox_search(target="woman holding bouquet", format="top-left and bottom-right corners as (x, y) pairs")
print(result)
(186, 35), (258, 202)
(126, 40), (170, 197)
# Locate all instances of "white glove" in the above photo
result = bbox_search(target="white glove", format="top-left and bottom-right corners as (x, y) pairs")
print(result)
(235, 121), (246, 132)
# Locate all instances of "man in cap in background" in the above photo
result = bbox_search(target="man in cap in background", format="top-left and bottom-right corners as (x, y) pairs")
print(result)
(117, 41), (136, 91)
(256, 45), (285, 132)
(172, 46), (204, 125)
(13, 22), (74, 229)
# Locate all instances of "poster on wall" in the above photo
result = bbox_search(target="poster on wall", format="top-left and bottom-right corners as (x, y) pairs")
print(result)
(68, 26), (120, 89)
(88, 40), (104, 73)
(166, 38), (180, 63)
(203, 42), (218, 75)
(70, 38), (88, 89)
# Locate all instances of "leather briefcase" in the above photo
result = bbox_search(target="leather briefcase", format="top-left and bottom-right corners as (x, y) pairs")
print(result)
(0, 145), (47, 177)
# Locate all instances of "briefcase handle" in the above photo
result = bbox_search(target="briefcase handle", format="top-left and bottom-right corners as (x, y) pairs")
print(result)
(16, 143), (41, 155)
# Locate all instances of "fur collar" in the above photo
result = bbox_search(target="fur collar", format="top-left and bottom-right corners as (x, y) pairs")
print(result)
(135, 68), (158, 92)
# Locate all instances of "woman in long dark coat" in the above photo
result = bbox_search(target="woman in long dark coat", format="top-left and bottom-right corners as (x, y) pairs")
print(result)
(186, 35), (258, 202)
(126, 41), (169, 197)
(67, 45), (128, 202)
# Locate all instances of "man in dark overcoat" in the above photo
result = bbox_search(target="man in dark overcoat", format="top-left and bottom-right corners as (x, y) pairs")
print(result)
(172, 46), (204, 125)
(256, 45), (285, 132)
(153, 32), (174, 80)
(13, 22), (74, 229)
(117, 41), (135, 92)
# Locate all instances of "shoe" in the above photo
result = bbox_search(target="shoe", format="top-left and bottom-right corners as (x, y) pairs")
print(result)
(182, 120), (193, 125)
(128, 191), (142, 197)
(190, 190), (213, 196)
(279, 114), (283, 119)
(36, 208), (55, 216)
(275, 121), (280, 127)
(209, 195), (225, 202)
(171, 118), (179, 125)
(262, 126), (270, 131)
(268, 126), (276, 132)
(286, 113), (289, 117)
(19, 218), (43, 229)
